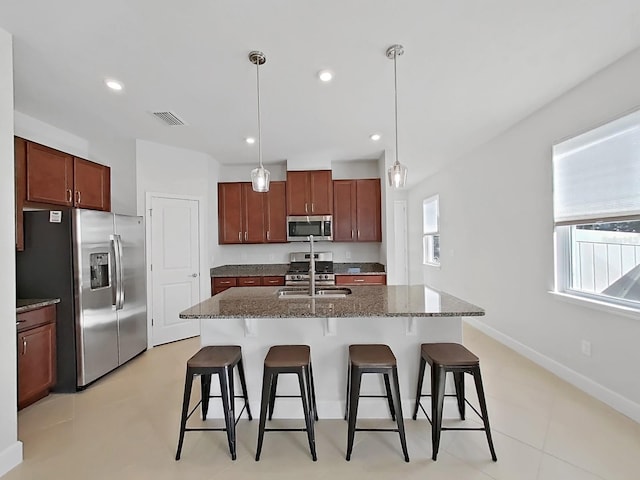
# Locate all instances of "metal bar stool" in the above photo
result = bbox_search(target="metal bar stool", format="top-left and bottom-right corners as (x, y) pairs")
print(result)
(345, 344), (409, 462)
(255, 345), (318, 461)
(412, 342), (497, 461)
(175, 345), (252, 461)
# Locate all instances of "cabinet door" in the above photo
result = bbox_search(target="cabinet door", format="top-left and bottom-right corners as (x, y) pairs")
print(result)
(218, 183), (243, 244)
(286, 171), (310, 215)
(265, 181), (287, 243)
(73, 157), (111, 211)
(309, 170), (333, 214)
(15, 137), (26, 251)
(356, 179), (382, 241)
(336, 274), (386, 285)
(26, 142), (74, 206)
(242, 183), (266, 243)
(333, 180), (356, 241)
(262, 276), (285, 286)
(17, 323), (56, 409)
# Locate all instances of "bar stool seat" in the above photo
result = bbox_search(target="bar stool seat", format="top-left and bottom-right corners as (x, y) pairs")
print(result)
(256, 345), (318, 461)
(345, 344), (409, 462)
(412, 342), (497, 462)
(175, 345), (252, 461)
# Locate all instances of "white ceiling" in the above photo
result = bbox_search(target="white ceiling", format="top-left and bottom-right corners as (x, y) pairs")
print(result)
(2, 0), (640, 186)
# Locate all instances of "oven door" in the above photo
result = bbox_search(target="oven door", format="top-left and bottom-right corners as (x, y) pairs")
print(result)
(287, 215), (333, 241)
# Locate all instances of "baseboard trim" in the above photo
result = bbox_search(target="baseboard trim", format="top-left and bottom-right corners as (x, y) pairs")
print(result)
(464, 318), (640, 424)
(0, 440), (23, 478)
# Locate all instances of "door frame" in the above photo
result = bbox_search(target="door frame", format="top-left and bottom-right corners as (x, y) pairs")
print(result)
(145, 192), (208, 349)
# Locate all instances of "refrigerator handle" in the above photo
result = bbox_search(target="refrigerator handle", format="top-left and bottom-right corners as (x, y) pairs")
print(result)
(110, 236), (118, 307)
(114, 234), (125, 310)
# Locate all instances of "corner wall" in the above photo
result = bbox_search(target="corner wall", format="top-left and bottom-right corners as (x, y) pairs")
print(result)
(0, 27), (23, 477)
(407, 47), (640, 421)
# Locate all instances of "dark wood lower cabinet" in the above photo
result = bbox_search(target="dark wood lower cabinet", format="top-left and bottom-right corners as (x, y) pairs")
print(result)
(211, 276), (285, 295)
(17, 305), (57, 410)
(335, 274), (387, 286)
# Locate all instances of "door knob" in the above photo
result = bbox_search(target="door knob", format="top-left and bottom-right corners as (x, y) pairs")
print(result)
(190, 273), (198, 278)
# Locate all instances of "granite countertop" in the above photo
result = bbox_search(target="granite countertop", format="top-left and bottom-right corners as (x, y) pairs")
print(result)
(17, 298), (61, 314)
(210, 264), (289, 278)
(210, 262), (385, 277)
(180, 285), (484, 319)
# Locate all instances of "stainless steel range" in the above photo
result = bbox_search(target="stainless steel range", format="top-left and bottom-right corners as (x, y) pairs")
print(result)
(285, 251), (335, 286)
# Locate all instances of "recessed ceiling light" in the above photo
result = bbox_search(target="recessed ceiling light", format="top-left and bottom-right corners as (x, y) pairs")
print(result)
(370, 133), (381, 141)
(105, 79), (123, 91)
(318, 70), (333, 82)
(245, 137), (256, 145)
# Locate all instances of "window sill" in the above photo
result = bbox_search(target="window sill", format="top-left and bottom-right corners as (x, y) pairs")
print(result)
(423, 262), (441, 269)
(549, 291), (640, 321)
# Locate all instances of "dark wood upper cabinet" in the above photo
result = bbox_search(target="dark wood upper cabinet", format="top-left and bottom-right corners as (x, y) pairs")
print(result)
(333, 180), (357, 241)
(73, 157), (111, 211)
(242, 183), (266, 243)
(26, 141), (74, 206)
(332, 178), (381, 242)
(15, 137), (26, 251)
(286, 170), (333, 215)
(265, 181), (287, 243)
(218, 182), (244, 244)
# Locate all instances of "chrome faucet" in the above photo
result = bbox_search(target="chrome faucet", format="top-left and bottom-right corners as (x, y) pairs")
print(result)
(308, 234), (315, 297)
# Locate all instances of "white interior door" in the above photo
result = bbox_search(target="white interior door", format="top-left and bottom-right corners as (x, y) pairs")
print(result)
(150, 196), (201, 345)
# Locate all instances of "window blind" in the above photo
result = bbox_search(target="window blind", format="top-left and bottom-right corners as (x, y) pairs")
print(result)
(553, 109), (640, 225)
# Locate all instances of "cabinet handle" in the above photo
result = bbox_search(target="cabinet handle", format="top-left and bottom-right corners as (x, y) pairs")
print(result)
(357, 229), (360, 239)
(266, 231), (270, 241)
(351, 230), (354, 239)
(304, 203), (308, 213)
(23, 338), (27, 355)
(354, 278), (365, 282)
(311, 203), (315, 213)
(67, 189), (72, 203)
(76, 191), (81, 204)
(238, 232), (242, 242)
(220, 280), (231, 285)
(244, 231), (248, 241)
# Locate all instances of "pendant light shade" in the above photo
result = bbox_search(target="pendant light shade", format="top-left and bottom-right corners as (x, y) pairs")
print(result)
(386, 44), (408, 189)
(249, 50), (270, 192)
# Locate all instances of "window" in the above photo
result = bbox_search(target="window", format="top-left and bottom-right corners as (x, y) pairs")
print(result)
(423, 195), (440, 266)
(553, 108), (640, 309)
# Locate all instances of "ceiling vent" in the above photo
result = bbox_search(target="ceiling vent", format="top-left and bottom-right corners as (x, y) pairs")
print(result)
(150, 111), (187, 126)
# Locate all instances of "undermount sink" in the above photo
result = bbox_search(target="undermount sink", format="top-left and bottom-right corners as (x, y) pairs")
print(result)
(277, 287), (352, 299)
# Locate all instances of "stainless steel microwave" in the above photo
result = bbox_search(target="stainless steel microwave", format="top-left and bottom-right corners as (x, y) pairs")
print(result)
(287, 215), (333, 242)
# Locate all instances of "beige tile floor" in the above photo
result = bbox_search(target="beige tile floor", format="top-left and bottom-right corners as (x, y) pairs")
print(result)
(5, 324), (640, 480)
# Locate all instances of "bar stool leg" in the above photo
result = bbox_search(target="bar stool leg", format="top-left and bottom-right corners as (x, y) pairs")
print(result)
(453, 371), (466, 420)
(267, 374), (278, 420)
(472, 367), (497, 461)
(255, 368), (273, 461)
(219, 367), (236, 460)
(344, 362), (351, 421)
(431, 365), (447, 461)
(201, 373), (212, 420)
(175, 369), (194, 461)
(298, 368), (317, 461)
(412, 356), (426, 420)
(390, 367), (410, 462)
(383, 373), (396, 421)
(309, 361), (319, 421)
(345, 366), (362, 461)
(237, 357), (253, 420)
(228, 366), (237, 459)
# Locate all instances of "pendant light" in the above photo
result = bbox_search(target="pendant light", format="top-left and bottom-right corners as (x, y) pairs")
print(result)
(386, 44), (408, 189)
(249, 50), (270, 192)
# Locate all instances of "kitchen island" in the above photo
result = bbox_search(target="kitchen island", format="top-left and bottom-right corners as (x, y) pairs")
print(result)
(179, 285), (484, 419)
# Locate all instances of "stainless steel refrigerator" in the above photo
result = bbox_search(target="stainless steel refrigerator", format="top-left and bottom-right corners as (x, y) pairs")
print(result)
(16, 208), (147, 391)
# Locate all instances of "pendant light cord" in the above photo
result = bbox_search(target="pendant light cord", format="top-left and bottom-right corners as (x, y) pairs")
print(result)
(256, 60), (263, 169)
(393, 50), (399, 167)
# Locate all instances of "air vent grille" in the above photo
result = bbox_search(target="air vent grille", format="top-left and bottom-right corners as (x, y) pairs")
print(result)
(151, 111), (187, 126)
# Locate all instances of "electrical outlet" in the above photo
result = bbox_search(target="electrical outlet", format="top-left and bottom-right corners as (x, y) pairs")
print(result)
(345, 251), (351, 259)
(581, 340), (591, 357)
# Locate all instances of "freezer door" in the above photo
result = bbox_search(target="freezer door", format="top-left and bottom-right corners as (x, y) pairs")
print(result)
(74, 209), (119, 387)
(114, 214), (148, 364)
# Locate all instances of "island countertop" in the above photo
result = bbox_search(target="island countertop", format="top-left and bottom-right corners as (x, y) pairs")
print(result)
(180, 285), (484, 319)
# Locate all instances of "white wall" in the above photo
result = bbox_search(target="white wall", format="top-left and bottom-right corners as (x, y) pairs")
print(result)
(14, 112), (137, 215)
(0, 27), (22, 477)
(407, 47), (640, 421)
